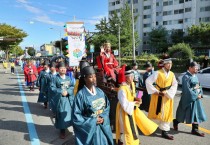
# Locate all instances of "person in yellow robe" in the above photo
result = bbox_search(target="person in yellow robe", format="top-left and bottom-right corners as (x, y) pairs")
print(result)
(116, 66), (158, 145)
(3, 61), (8, 73)
(146, 58), (178, 140)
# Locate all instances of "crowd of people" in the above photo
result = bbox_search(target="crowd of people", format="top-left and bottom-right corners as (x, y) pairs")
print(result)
(1, 42), (208, 145)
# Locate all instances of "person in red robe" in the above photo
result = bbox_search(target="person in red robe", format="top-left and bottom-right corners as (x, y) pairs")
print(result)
(98, 43), (121, 82)
(24, 60), (38, 91)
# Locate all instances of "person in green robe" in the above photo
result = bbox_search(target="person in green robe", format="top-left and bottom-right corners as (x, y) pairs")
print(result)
(72, 66), (114, 145)
(47, 62), (58, 116)
(37, 61), (50, 108)
(173, 61), (207, 137)
(50, 62), (74, 139)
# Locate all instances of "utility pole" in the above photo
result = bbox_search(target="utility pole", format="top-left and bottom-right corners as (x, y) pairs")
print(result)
(131, 0), (136, 63)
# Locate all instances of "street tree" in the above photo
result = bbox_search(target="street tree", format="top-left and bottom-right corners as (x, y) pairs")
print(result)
(148, 26), (168, 53)
(0, 23), (27, 60)
(27, 47), (36, 56)
(10, 45), (24, 57)
(170, 29), (185, 45)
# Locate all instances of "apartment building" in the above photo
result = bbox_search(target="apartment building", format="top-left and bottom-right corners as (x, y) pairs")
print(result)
(108, 0), (210, 53)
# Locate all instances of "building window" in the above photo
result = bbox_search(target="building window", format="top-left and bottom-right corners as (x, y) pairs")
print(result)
(156, 2), (159, 6)
(144, 5), (151, 10)
(174, 9), (184, 14)
(143, 14), (151, 19)
(200, 6), (210, 12)
(185, 0), (192, 2)
(185, 7), (192, 12)
(163, 1), (173, 6)
(200, 0), (210, 1)
(109, 2), (115, 6)
(127, 0), (130, 4)
(133, 8), (138, 13)
(156, 12), (161, 16)
(179, 0), (184, 3)
(134, 0), (138, 4)
(156, 21), (159, 25)
(116, 1), (120, 4)
(199, 17), (210, 22)
(178, 19), (183, 24)
(163, 10), (173, 16)
(185, 18), (191, 22)
(144, 23), (151, 28)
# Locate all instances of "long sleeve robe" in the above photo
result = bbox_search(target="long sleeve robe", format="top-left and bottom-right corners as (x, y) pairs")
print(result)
(176, 71), (207, 124)
(50, 74), (74, 129)
(72, 86), (114, 145)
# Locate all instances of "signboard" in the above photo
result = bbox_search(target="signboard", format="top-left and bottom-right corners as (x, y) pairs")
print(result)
(90, 45), (95, 53)
(114, 50), (119, 56)
(66, 22), (86, 66)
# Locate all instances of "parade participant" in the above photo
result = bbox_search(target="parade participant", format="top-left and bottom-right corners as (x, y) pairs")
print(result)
(146, 58), (178, 140)
(98, 43), (120, 82)
(37, 59), (44, 75)
(10, 61), (15, 74)
(73, 60), (90, 95)
(3, 60), (8, 73)
(24, 60), (37, 91)
(116, 66), (158, 145)
(173, 61), (207, 137)
(132, 62), (143, 88)
(47, 62), (58, 116)
(50, 62), (74, 139)
(140, 62), (154, 112)
(72, 66), (114, 145)
(202, 55), (209, 69)
(37, 61), (50, 109)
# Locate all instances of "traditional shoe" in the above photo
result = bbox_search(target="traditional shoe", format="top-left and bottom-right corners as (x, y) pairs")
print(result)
(173, 119), (178, 131)
(60, 132), (65, 139)
(118, 140), (123, 145)
(191, 130), (205, 137)
(162, 131), (174, 140)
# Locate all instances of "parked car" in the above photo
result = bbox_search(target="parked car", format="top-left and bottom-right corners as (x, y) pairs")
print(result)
(177, 67), (210, 89)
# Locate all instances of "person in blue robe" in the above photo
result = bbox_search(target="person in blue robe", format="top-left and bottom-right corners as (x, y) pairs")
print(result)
(72, 66), (114, 145)
(37, 61), (50, 108)
(140, 62), (154, 112)
(50, 62), (74, 139)
(173, 61), (207, 137)
(47, 62), (58, 115)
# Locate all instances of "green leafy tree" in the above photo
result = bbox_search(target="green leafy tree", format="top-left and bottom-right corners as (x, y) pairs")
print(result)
(10, 45), (24, 57)
(0, 23), (27, 60)
(170, 29), (185, 45)
(187, 23), (210, 46)
(91, 3), (140, 55)
(27, 47), (36, 56)
(148, 26), (168, 53)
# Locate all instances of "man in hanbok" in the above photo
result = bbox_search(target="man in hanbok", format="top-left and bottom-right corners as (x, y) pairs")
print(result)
(173, 61), (207, 137)
(37, 61), (50, 108)
(47, 62), (58, 115)
(24, 60), (37, 91)
(50, 62), (74, 139)
(116, 66), (158, 145)
(140, 62), (154, 112)
(72, 66), (114, 145)
(146, 58), (178, 140)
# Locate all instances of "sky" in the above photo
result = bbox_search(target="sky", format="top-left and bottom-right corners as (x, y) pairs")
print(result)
(0, 0), (108, 50)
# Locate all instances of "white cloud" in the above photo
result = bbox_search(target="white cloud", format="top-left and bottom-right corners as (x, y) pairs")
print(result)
(47, 4), (67, 10)
(23, 4), (42, 14)
(34, 15), (64, 26)
(50, 10), (66, 14)
(16, 0), (28, 4)
(84, 13), (108, 25)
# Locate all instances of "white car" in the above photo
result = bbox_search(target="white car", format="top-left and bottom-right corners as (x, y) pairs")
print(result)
(177, 67), (210, 89)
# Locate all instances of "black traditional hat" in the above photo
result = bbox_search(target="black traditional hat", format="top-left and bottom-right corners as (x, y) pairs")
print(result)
(125, 65), (134, 76)
(58, 62), (66, 68)
(81, 66), (95, 77)
(79, 61), (90, 70)
(144, 62), (152, 68)
(188, 61), (198, 68)
(49, 62), (56, 68)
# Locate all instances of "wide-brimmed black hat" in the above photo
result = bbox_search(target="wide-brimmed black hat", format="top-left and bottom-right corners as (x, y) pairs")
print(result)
(81, 66), (95, 77)
(79, 61), (90, 70)
(58, 62), (66, 68)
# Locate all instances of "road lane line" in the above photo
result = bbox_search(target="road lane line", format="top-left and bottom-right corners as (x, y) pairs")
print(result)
(185, 124), (210, 134)
(16, 70), (40, 145)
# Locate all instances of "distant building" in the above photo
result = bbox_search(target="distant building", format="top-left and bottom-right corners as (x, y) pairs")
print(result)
(108, 0), (210, 53)
(40, 44), (56, 56)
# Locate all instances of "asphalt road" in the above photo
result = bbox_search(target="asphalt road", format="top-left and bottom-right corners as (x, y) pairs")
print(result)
(0, 66), (209, 145)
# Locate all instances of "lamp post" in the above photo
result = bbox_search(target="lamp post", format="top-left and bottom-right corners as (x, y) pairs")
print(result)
(131, 0), (136, 63)
(50, 28), (62, 55)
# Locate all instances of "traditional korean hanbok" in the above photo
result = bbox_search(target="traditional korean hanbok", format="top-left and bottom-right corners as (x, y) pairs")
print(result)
(72, 86), (114, 145)
(51, 74), (74, 129)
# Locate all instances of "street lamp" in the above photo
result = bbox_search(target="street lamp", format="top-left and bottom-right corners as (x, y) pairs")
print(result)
(50, 28), (62, 55)
(131, 0), (136, 63)
(115, 24), (121, 66)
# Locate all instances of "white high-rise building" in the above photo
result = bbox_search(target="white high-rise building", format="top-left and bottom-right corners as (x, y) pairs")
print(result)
(108, 0), (210, 53)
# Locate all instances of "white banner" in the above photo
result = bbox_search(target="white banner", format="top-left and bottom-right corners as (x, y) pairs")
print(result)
(66, 22), (86, 66)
